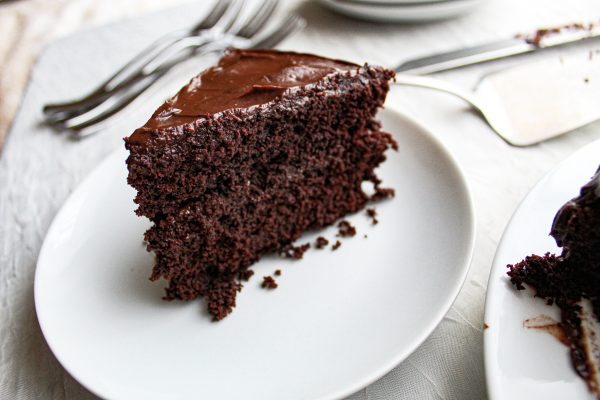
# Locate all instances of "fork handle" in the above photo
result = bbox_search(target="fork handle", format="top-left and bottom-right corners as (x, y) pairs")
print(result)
(393, 74), (522, 147)
(394, 74), (485, 114)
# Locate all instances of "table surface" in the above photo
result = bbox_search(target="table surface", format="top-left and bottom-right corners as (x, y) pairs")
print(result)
(1, 0), (600, 399)
(0, 0), (190, 148)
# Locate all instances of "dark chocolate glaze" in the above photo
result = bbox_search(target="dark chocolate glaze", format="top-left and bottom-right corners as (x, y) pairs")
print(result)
(551, 167), (600, 248)
(129, 49), (357, 144)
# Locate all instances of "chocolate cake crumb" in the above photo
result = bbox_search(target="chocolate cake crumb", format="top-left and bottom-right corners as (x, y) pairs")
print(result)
(315, 236), (329, 249)
(366, 208), (379, 225)
(364, 234), (368, 239)
(205, 280), (242, 321)
(517, 22), (595, 47)
(483, 323), (489, 330)
(584, 77), (590, 83)
(240, 269), (255, 281)
(527, 27), (562, 47)
(281, 243), (311, 259)
(262, 276), (278, 289)
(274, 269), (282, 276)
(337, 220), (356, 237)
(371, 187), (395, 201)
(332, 241), (342, 251)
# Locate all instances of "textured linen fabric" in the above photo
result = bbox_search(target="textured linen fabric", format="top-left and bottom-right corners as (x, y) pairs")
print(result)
(1, 0), (600, 399)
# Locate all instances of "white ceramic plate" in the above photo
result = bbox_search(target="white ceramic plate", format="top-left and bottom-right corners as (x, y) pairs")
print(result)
(484, 139), (600, 400)
(319, 0), (486, 23)
(35, 108), (475, 400)
(329, 0), (467, 4)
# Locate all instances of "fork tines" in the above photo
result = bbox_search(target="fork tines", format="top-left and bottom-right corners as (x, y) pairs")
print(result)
(43, 0), (305, 138)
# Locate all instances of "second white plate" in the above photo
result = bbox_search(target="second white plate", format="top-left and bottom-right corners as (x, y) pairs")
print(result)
(484, 139), (600, 400)
(35, 108), (475, 400)
(319, 0), (486, 23)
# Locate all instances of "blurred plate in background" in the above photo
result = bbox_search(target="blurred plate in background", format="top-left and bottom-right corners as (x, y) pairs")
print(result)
(320, 0), (486, 22)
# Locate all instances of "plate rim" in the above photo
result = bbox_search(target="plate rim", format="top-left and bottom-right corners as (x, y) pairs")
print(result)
(319, 0), (486, 22)
(324, 106), (477, 399)
(34, 107), (476, 400)
(483, 138), (600, 400)
(325, 0), (481, 7)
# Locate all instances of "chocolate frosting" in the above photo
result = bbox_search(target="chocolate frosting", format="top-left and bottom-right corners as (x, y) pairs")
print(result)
(551, 166), (600, 247)
(129, 49), (358, 143)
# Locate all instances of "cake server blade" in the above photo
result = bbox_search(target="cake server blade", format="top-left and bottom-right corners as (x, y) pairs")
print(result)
(473, 52), (600, 145)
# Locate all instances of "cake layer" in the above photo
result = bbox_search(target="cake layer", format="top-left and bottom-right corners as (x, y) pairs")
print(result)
(144, 127), (394, 319)
(146, 123), (394, 280)
(126, 62), (394, 220)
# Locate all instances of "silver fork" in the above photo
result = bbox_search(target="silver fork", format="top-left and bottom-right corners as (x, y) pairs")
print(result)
(62, 15), (305, 138)
(46, 0), (280, 133)
(43, 0), (237, 122)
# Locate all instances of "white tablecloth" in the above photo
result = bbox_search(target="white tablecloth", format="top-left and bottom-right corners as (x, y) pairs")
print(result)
(2, 0), (600, 398)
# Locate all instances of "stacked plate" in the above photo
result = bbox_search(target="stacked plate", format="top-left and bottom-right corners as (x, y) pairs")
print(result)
(319, 0), (486, 23)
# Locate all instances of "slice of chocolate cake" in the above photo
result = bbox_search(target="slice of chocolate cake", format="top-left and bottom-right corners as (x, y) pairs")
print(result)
(508, 166), (600, 395)
(125, 49), (397, 320)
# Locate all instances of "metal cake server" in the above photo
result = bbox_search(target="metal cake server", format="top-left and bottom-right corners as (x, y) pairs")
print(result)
(395, 52), (600, 146)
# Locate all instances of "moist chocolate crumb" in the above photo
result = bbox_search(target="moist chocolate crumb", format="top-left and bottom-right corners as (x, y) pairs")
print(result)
(240, 269), (255, 281)
(205, 280), (242, 321)
(280, 243), (311, 259)
(371, 187), (395, 201)
(366, 208), (379, 225)
(332, 240), (342, 251)
(274, 269), (282, 276)
(483, 323), (489, 330)
(527, 27), (561, 46)
(337, 220), (356, 237)
(517, 22), (594, 47)
(262, 276), (278, 289)
(315, 236), (329, 249)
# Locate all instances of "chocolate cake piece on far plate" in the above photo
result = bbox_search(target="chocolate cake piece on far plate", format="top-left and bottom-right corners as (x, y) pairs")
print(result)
(508, 166), (600, 395)
(125, 48), (397, 320)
